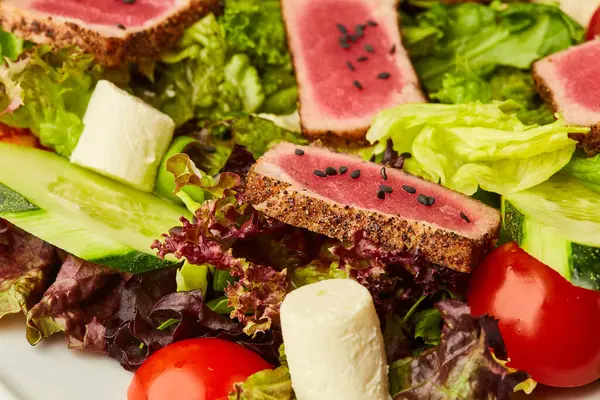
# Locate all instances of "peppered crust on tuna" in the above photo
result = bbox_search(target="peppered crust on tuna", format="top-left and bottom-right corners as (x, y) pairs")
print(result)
(243, 143), (501, 273)
(533, 39), (600, 156)
(0, 0), (219, 66)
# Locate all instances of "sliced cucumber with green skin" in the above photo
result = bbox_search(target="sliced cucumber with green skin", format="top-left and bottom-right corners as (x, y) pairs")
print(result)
(502, 174), (600, 290)
(0, 143), (192, 274)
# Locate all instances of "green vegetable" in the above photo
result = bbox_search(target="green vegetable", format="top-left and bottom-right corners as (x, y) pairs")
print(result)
(402, 2), (583, 92)
(289, 261), (348, 289)
(366, 102), (587, 195)
(412, 308), (443, 347)
(431, 66), (554, 125)
(157, 318), (181, 331)
(155, 136), (207, 204)
(230, 346), (294, 400)
(562, 154), (600, 194)
(213, 269), (237, 292)
(221, 0), (291, 71)
(140, 14), (265, 126)
(0, 46), (119, 157)
(502, 174), (600, 290)
(0, 143), (190, 273)
(206, 296), (234, 315)
(0, 29), (25, 61)
(176, 261), (210, 294)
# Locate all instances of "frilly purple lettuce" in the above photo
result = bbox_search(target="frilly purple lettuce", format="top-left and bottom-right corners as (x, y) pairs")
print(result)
(0, 221), (56, 319)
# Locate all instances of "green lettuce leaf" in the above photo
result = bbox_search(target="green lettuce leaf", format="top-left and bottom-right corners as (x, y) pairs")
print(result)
(0, 46), (105, 156)
(230, 345), (294, 400)
(221, 0), (291, 71)
(140, 14), (265, 126)
(176, 261), (210, 294)
(561, 155), (600, 194)
(402, 2), (583, 92)
(0, 222), (55, 319)
(431, 66), (554, 125)
(389, 300), (530, 400)
(0, 29), (25, 61)
(366, 102), (588, 195)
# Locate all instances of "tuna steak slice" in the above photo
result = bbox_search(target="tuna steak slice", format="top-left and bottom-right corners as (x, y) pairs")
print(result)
(244, 143), (500, 273)
(281, 0), (426, 143)
(0, 0), (217, 66)
(533, 39), (600, 155)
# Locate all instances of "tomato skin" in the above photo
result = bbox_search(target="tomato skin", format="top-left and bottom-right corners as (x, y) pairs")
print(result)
(128, 338), (272, 400)
(468, 242), (600, 388)
(587, 6), (600, 40)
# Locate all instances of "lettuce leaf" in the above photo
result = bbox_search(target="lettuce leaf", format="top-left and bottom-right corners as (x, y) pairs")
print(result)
(0, 30), (25, 61)
(0, 221), (56, 319)
(230, 346), (294, 400)
(389, 300), (530, 400)
(402, 2), (583, 92)
(138, 14), (265, 126)
(366, 102), (588, 195)
(0, 46), (111, 157)
(561, 154), (600, 194)
(220, 0), (297, 115)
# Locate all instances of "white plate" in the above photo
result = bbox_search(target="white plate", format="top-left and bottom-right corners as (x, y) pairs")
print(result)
(1, 313), (599, 400)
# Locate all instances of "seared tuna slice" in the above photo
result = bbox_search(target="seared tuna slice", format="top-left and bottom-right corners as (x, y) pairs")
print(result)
(281, 0), (426, 144)
(533, 39), (600, 155)
(244, 143), (500, 273)
(0, 0), (218, 66)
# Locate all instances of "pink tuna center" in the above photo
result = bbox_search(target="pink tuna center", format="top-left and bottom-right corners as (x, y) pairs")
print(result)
(556, 43), (600, 112)
(298, 0), (404, 118)
(31, 0), (175, 28)
(279, 152), (478, 235)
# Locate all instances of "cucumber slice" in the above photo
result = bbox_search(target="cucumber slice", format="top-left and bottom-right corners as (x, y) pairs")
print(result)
(0, 143), (192, 274)
(502, 174), (600, 289)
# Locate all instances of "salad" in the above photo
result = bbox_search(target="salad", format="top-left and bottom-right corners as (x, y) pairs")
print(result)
(0, 0), (599, 399)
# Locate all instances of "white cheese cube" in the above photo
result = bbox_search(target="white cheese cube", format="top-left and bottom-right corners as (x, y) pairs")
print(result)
(280, 279), (392, 400)
(70, 80), (175, 192)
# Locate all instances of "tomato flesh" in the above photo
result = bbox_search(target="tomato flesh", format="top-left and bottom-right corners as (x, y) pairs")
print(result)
(587, 6), (600, 40)
(468, 242), (600, 388)
(128, 338), (272, 400)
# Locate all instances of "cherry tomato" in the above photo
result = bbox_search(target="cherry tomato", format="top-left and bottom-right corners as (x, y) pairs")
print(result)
(468, 242), (600, 388)
(587, 6), (600, 40)
(0, 125), (40, 148)
(128, 338), (272, 400)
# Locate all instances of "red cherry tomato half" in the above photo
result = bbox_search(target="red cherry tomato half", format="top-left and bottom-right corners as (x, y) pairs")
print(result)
(587, 6), (600, 40)
(468, 242), (600, 388)
(128, 338), (272, 400)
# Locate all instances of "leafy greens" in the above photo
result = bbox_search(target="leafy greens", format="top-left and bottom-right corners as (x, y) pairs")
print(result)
(366, 102), (588, 195)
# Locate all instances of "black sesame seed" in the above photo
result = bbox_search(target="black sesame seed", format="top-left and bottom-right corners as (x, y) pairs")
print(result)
(390, 44), (396, 54)
(380, 185), (393, 194)
(400, 152), (412, 159)
(339, 166), (348, 174)
(117, 23), (126, 30)
(357, 56), (369, 62)
(364, 44), (375, 53)
(314, 170), (327, 177)
(378, 72), (391, 79)
(351, 170), (361, 179)
(325, 167), (338, 176)
(402, 185), (416, 194)
(353, 80), (363, 90)
(377, 190), (386, 199)
(380, 167), (388, 180)
(346, 61), (355, 71)
(367, 20), (378, 27)
(428, 196), (436, 206)
(122, 0), (136, 3)
(339, 36), (350, 49)
(460, 211), (471, 223)
(337, 24), (348, 34)
(295, 149), (305, 156)
(417, 194), (429, 206)
(349, 34), (360, 43)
